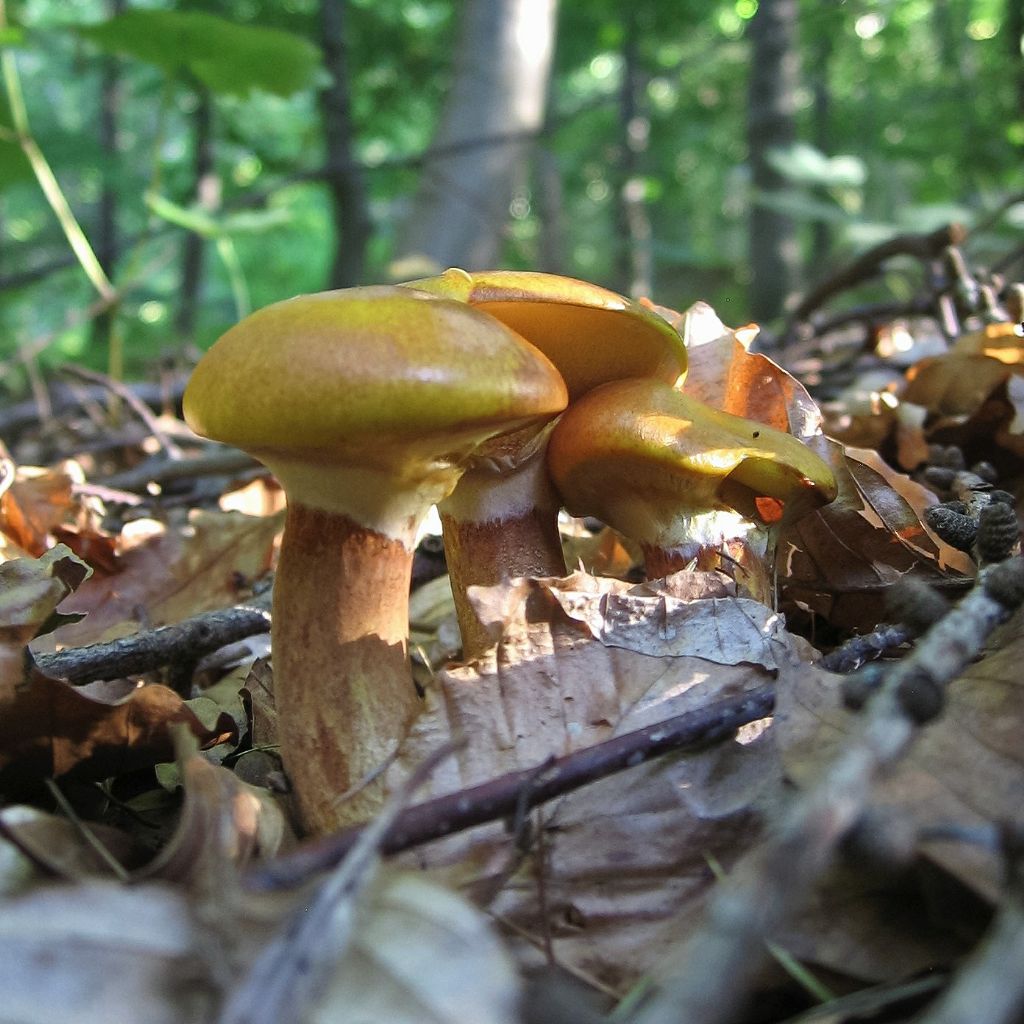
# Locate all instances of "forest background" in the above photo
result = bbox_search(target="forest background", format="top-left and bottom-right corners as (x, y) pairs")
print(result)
(0, 0), (1021, 393)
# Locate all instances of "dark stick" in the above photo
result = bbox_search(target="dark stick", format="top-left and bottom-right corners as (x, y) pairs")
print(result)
(790, 223), (965, 323)
(244, 685), (775, 892)
(34, 592), (272, 684)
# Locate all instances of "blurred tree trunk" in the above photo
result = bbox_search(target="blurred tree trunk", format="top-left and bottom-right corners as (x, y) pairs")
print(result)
(809, 27), (834, 270)
(393, 0), (557, 275)
(613, 8), (653, 298)
(1010, 0), (1024, 114)
(91, 0), (125, 348)
(319, 0), (371, 288)
(175, 88), (215, 339)
(746, 0), (800, 325)
(535, 143), (565, 273)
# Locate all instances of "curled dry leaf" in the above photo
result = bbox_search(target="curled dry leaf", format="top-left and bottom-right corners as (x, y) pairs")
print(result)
(0, 545), (235, 789)
(137, 750), (288, 886)
(781, 439), (974, 631)
(676, 305), (825, 441)
(0, 805), (146, 887)
(0, 670), (236, 793)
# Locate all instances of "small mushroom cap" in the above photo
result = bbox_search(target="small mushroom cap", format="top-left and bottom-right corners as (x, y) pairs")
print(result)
(404, 268), (687, 400)
(547, 379), (838, 542)
(183, 286), (568, 473)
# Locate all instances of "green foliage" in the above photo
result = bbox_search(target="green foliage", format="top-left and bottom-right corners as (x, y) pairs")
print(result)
(0, 0), (1020, 390)
(75, 10), (323, 97)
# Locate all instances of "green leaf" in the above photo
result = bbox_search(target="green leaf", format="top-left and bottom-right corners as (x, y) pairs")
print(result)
(76, 11), (322, 97)
(765, 142), (867, 189)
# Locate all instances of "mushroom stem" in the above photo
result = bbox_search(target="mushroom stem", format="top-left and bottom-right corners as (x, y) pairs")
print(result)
(439, 448), (566, 659)
(272, 500), (420, 832)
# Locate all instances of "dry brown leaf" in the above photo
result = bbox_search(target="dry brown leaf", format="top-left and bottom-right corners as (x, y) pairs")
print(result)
(50, 509), (282, 647)
(902, 352), (1017, 417)
(0, 671), (236, 792)
(781, 439), (973, 631)
(0, 805), (146, 884)
(684, 328), (825, 440)
(776, 606), (1024, 905)
(332, 571), (812, 989)
(0, 465), (79, 558)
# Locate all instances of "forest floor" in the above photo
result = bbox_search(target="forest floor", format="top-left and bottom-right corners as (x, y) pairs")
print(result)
(0, 229), (1023, 1024)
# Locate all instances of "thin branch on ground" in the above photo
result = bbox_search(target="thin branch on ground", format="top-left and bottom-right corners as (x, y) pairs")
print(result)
(60, 364), (184, 461)
(818, 623), (913, 673)
(100, 446), (260, 493)
(34, 590), (272, 684)
(629, 557), (1024, 1024)
(245, 684), (775, 892)
(789, 223), (965, 324)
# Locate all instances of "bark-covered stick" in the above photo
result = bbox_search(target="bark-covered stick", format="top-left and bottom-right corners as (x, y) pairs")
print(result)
(631, 558), (1024, 1024)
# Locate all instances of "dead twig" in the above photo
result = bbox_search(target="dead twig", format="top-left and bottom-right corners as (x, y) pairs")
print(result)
(244, 685), (775, 892)
(60, 364), (184, 461)
(790, 223), (965, 324)
(33, 590), (272, 684)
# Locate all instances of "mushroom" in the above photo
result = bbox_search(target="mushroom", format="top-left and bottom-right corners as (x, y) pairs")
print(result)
(546, 378), (837, 601)
(183, 287), (567, 832)
(403, 268), (688, 656)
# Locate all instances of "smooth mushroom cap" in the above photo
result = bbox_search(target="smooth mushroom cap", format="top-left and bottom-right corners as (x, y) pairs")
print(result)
(547, 378), (838, 545)
(404, 268), (688, 399)
(183, 286), (569, 531)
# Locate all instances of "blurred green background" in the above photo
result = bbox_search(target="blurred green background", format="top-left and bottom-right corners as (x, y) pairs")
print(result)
(0, 0), (1020, 390)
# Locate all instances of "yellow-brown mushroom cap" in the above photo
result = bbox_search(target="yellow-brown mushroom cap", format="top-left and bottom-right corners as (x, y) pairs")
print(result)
(403, 268), (687, 401)
(547, 379), (838, 543)
(183, 286), (569, 475)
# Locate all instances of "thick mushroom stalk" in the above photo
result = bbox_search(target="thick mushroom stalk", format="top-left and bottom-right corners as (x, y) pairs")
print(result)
(404, 268), (688, 657)
(183, 287), (566, 832)
(547, 379), (838, 601)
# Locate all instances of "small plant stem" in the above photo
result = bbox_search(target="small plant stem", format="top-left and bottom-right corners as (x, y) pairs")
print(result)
(0, 1), (123, 386)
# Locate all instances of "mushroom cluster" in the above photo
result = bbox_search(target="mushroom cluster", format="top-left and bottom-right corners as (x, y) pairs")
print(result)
(183, 286), (567, 832)
(183, 274), (837, 835)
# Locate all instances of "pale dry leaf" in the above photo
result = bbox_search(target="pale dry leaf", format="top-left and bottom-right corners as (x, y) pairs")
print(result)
(314, 872), (520, 1024)
(0, 881), (214, 1024)
(0, 805), (144, 885)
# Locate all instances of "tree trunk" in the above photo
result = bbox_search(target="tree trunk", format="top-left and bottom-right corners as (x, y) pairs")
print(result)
(746, 0), (801, 325)
(175, 89), (215, 340)
(810, 27), (834, 270)
(613, 9), (653, 299)
(393, 0), (557, 275)
(319, 0), (372, 288)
